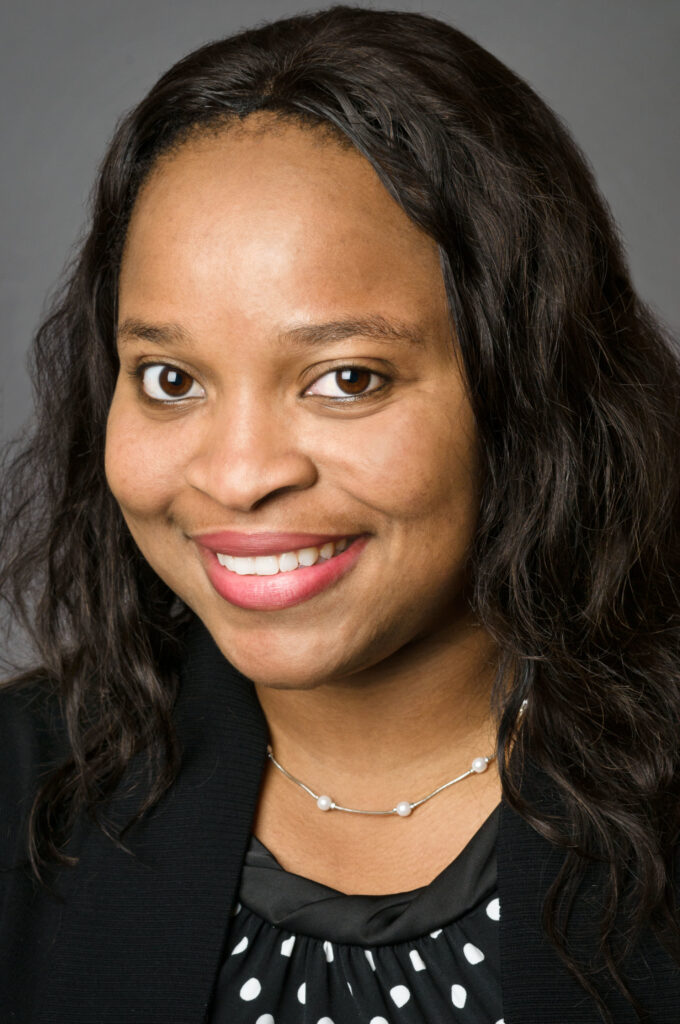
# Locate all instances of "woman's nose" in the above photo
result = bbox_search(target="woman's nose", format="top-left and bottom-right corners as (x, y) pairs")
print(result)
(183, 394), (318, 512)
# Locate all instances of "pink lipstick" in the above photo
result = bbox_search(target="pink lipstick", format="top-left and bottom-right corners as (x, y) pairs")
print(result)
(195, 534), (370, 611)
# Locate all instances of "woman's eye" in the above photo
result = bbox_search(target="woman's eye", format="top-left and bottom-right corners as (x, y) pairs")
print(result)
(305, 366), (387, 400)
(133, 363), (205, 402)
(130, 362), (387, 404)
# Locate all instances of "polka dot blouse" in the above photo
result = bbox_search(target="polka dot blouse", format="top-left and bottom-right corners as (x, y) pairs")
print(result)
(210, 804), (503, 1023)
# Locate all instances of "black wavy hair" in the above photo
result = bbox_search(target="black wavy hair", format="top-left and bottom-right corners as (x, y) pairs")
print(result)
(1, 7), (679, 1020)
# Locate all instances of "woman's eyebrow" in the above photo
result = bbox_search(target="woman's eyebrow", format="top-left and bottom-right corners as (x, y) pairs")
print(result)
(116, 314), (426, 350)
(117, 318), (194, 349)
(278, 315), (427, 349)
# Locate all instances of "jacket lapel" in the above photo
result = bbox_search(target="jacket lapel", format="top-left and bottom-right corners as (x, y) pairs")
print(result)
(37, 615), (269, 1024)
(497, 758), (679, 1022)
(497, 781), (606, 1023)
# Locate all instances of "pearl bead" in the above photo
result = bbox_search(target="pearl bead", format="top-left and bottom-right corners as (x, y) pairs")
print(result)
(471, 756), (488, 774)
(396, 801), (412, 817)
(317, 794), (333, 811)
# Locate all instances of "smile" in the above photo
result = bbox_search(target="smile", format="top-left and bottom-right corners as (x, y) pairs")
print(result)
(215, 537), (350, 575)
(198, 535), (369, 611)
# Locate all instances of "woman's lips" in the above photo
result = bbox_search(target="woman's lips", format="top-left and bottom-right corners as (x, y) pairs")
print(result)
(197, 535), (370, 610)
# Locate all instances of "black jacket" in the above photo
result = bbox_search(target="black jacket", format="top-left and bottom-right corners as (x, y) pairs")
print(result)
(1, 615), (678, 1023)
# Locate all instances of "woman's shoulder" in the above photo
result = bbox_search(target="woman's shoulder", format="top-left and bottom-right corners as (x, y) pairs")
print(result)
(0, 673), (66, 759)
(0, 676), (68, 853)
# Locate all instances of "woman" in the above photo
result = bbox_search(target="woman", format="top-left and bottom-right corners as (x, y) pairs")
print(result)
(1, 6), (679, 1022)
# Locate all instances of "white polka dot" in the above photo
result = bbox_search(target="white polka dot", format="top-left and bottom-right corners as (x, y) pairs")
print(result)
(495, 1020), (505, 1024)
(232, 901), (242, 915)
(365, 949), (376, 971)
(239, 977), (261, 1001)
(429, 928), (442, 938)
(280, 935), (296, 957)
(317, 1019), (334, 1024)
(390, 984), (411, 1007)
(230, 936), (248, 955)
(347, 982), (353, 995)
(297, 982), (306, 1004)
(463, 942), (485, 964)
(409, 949), (426, 971)
(370, 1019), (389, 1024)
(486, 897), (500, 920)
(451, 984), (467, 1008)
(256, 1017), (275, 1024)
(323, 940), (334, 962)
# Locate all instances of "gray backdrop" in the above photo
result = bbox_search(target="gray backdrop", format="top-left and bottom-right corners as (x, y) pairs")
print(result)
(2, 0), (678, 446)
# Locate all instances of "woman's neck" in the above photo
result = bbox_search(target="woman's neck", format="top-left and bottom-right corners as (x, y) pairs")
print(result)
(250, 615), (504, 893)
(252, 615), (500, 808)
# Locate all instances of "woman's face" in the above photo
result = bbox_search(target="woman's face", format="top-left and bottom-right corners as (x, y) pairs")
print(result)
(106, 119), (481, 688)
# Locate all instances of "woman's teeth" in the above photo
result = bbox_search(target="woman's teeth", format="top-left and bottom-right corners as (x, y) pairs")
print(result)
(216, 537), (351, 575)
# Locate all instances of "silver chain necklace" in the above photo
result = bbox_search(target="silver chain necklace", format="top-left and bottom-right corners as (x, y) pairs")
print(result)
(266, 699), (527, 818)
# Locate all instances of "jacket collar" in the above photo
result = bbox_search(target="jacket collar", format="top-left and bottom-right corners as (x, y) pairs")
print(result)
(40, 614), (270, 1024)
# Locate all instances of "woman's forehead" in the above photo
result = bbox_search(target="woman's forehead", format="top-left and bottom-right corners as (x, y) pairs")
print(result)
(119, 122), (447, 334)
(128, 120), (429, 252)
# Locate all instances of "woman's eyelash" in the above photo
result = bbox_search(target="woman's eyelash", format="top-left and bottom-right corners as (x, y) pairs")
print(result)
(127, 362), (390, 404)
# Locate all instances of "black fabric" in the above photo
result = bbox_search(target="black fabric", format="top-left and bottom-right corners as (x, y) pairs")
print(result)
(239, 804), (499, 944)
(208, 814), (502, 1021)
(1, 613), (679, 1022)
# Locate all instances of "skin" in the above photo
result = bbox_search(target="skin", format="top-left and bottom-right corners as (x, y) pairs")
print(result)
(106, 116), (502, 892)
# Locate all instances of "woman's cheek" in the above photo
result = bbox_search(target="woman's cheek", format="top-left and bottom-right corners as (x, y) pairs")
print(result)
(105, 403), (171, 515)
(357, 397), (476, 521)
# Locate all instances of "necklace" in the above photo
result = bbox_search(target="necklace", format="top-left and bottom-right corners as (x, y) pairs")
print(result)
(266, 700), (527, 818)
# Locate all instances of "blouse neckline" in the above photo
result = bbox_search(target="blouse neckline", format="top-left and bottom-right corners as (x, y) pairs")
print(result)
(239, 802), (500, 945)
